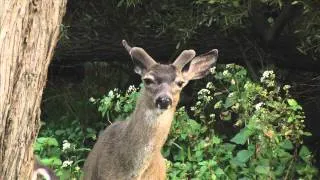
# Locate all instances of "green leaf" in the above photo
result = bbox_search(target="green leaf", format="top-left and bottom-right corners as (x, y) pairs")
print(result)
(255, 165), (270, 174)
(55, 130), (65, 135)
(287, 99), (298, 106)
(230, 127), (253, 145)
(224, 93), (238, 108)
(59, 169), (72, 180)
(235, 150), (253, 163)
(33, 143), (42, 152)
(232, 1), (240, 7)
(46, 138), (59, 147)
(40, 157), (62, 166)
(287, 99), (302, 110)
(299, 145), (311, 162)
(220, 111), (232, 121)
(238, 177), (251, 180)
(280, 139), (294, 150)
(274, 165), (286, 176)
(36, 137), (59, 147)
(215, 168), (224, 176)
(36, 137), (48, 144)
(211, 136), (222, 144)
(304, 131), (312, 136)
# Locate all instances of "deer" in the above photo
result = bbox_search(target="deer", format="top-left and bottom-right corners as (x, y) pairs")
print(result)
(83, 40), (218, 180)
(32, 159), (58, 180)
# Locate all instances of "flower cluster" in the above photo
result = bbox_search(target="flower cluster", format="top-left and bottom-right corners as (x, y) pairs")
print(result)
(62, 160), (73, 168)
(62, 140), (71, 151)
(197, 88), (213, 103)
(283, 84), (291, 91)
(210, 67), (216, 74)
(206, 82), (214, 89)
(254, 102), (264, 110)
(260, 70), (275, 87)
(127, 85), (137, 93)
(107, 88), (120, 98)
(222, 70), (232, 78)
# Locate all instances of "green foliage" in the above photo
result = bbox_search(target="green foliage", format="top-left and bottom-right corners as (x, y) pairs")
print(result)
(36, 64), (318, 179)
(94, 85), (140, 120)
(165, 64), (318, 179)
(63, 0), (319, 59)
(34, 120), (95, 179)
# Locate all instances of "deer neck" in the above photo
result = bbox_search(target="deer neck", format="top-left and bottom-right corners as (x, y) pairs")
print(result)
(126, 89), (175, 151)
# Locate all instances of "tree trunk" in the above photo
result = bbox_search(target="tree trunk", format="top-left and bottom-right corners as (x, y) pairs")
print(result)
(0, 0), (67, 179)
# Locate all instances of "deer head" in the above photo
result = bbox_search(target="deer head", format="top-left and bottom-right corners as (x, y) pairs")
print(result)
(122, 40), (218, 111)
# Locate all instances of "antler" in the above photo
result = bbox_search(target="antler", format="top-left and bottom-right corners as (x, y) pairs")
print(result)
(122, 40), (132, 52)
(122, 40), (157, 69)
(122, 40), (157, 75)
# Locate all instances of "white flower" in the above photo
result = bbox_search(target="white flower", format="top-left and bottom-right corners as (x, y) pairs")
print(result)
(198, 89), (210, 95)
(268, 81), (275, 87)
(206, 82), (214, 89)
(62, 140), (71, 151)
(226, 64), (234, 69)
(210, 67), (216, 74)
(89, 97), (95, 102)
(127, 85), (136, 93)
(228, 92), (234, 98)
(214, 101), (223, 109)
(231, 79), (236, 85)
(222, 70), (229, 76)
(209, 114), (215, 119)
(283, 85), (291, 90)
(244, 82), (250, 89)
(108, 90), (114, 97)
(231, 103), (240, 111)
(75, 166), (80, 171)
(263, 70), (274, 78)
(255, 102), (264, 110)
(62, 160), (73, 168)
(260, 70), (274, 83)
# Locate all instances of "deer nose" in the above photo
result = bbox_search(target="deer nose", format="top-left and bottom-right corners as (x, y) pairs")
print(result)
(155, 96), (172, 109)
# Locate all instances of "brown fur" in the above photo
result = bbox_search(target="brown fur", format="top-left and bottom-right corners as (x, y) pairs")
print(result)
(83, 40), (218, 180)
(83, 89), (175, 180)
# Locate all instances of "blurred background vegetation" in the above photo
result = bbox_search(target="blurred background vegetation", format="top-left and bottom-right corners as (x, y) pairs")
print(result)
(37, 0), (320, 179)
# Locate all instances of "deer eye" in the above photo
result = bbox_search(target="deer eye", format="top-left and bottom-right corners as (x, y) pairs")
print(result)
(143, 78), (155, 86)
(176, 81), (184, 88)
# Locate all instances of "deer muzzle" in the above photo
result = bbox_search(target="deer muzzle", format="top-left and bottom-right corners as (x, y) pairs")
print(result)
(155, 95), (172, 110)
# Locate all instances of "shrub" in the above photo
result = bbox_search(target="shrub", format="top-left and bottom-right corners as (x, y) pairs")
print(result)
(34, 120), (96, 179)
(35, 64), (319, 179)
(165, 64), (318, 179)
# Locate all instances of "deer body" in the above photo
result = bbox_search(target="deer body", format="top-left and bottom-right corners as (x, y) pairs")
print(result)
(83, 40), (218, 180)
(84, 95), (174, 179)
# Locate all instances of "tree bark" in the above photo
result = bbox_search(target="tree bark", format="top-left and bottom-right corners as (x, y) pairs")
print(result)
(0, 0), (67, 179)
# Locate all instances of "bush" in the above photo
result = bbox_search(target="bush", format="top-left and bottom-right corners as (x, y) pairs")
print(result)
(165, 64), (318, 179)
(35, 64), (318, 179)
(34, 120), (96, 179)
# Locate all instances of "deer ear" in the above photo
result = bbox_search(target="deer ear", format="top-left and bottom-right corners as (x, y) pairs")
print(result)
(122, 40), (157, 75)
(173, 49), (196, 71)
(183, 49), (218, 81)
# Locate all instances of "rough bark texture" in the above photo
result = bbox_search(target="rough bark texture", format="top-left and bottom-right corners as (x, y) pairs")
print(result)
(0, 0), (67, 179)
